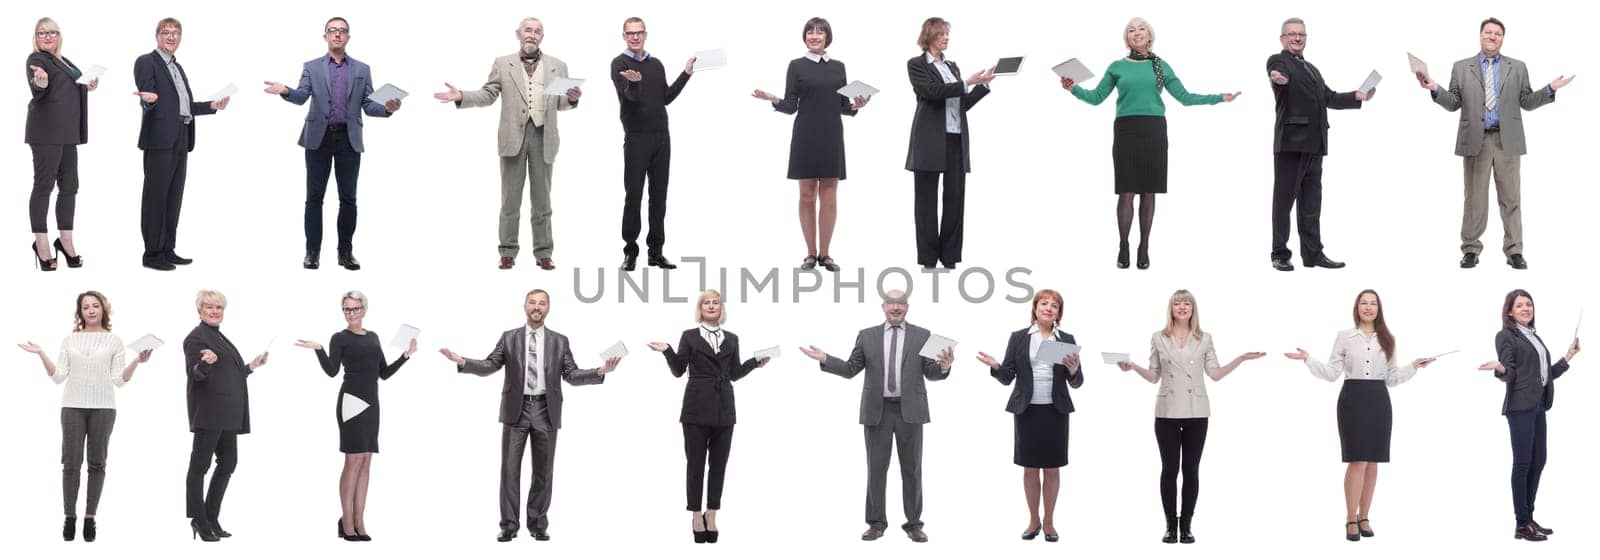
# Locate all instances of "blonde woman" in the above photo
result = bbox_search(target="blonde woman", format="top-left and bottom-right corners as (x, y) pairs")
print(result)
(183, 290), (269, 541)
(25, 17), (98, 270)
(1117, 290), (1263, 543)
(18, 291), (151, 541)
(648, 290), (769, 543)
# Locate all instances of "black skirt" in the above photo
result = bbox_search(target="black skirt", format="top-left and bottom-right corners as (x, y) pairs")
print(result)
(1336, 380), (1392, 463)
(1112, 116), (1168, 194)
(1014, 404), (1069, 468)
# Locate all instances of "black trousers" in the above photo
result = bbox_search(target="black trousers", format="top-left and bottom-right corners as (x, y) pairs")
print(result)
(622, 131), (671, 257)
(140, 124), (189, 262)
(1155, 417), (1208, 519)
(185, 429), (238, 523)
(1506, 410), (1547, 525)
(913, 133), (967, 267)
(1270, 151), (1325, 262)
(29, 144), (79, 233)
(305, 129), (361, 253)
(61, 408), (115, 516)
(683, 423), (733, 511)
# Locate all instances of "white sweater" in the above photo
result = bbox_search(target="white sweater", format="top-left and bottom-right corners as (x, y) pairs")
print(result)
(48, 332), (128, 409)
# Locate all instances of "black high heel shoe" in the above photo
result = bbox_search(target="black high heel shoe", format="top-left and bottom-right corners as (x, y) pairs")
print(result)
(83, 518), (97, 542)
(337, 518), (361, 542)
(190, 518), (220, 542)
(63, 516), (76, 541)
(1345, 521), (1361, 542)
(703, 513), (719, 544)
(53, 238), (82, 268)
(31, 241), (57, 271)
(1136, 245), (1150, 270)
(1116, 242), (1130, 269)
(692, 513), (708, 544)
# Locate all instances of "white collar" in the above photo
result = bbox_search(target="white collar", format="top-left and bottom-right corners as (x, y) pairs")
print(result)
(805, 51), (830, 63)
(924, 51), (945, 64)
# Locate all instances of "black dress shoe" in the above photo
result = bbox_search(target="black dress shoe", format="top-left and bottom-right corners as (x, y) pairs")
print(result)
(621, 254), (637, 271)
(1136, 245), (1151, 270)
(1021, 526), (1041, 540)
(648, 255), (678, 270)
(1507, 254), (1527, 269)
(1514, 522), (1548, 541)
(211, 522), (231, 538)
(304, 251), (320, 269)
(143, 259), (176, 271)
(1345, 521), (1361, 542)
(64, 516), (76, 541)
(1304, 255), (1346, 269)
(1117, 243), (1130, 269)
(531, 528), (550, 541)
(496, 527), (517, 542)
(165, 252), (193, 265)
(338, 252), (361, 271)
(1530, 520), (1554, 535)
(190, 518), (219, 542)
(1357, 518), (1374, 537)
(1272, 258), (1295, 271)
(1178, 516), (1194, 544)
(1460, 252), (1479, 268)
(83, 517), (96, 542)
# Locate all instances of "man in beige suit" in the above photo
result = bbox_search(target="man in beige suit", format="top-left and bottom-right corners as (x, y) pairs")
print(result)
(435, 17), (582, 270)
(1417, 17), (1572, 270)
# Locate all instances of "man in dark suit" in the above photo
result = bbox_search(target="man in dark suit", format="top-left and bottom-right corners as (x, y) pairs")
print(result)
(182, 290), (268, 541)
(133, 18), (229, 271)
(1266, 17), (1370, 272)
(801, 290), (955, 543)
(610, 16), (694, 271)
(440, 289), (621, 542)
(264, 17), (400, 271)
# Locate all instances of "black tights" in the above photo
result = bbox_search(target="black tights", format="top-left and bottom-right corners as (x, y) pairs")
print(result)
(1155, 418), (1208, 520)
(1117, 194), (1157, 251)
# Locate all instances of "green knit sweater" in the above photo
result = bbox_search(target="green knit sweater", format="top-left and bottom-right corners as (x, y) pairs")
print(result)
(1070, 58), (1222, 117)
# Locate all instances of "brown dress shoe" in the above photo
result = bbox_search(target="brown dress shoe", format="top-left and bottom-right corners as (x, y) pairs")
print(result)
(906, 528), (928, 542)
(538, 257), (555, 270)
(499, 256), (515, 270)
(860, 527), (884, 541)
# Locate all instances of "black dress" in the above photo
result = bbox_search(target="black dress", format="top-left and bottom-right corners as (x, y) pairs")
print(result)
(315, 330), (408, 453)
(773, 56), (858, 180)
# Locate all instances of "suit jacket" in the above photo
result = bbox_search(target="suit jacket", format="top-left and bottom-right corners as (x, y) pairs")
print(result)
(661, 328), (761, 426)
(280, 54), (390, 151)
(1267, 51), (1361, 155)
(133, 50), (217, 152)
(1494, 327), (1569, 414)
(820, 322), (949, 425)
(458, 325), (603, 429)
(183, 323), (252, 433)
(1148, 332), (1220, 418)
(456, 52), (578, 160)
(1431, 54), (1555, 156)
(25, 52), (89, 145)
(992, 327), (1084, 415)
(904, 54), (989, 172)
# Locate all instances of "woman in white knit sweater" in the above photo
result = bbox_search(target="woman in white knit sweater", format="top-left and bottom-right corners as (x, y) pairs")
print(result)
(18, 291), (152, 542)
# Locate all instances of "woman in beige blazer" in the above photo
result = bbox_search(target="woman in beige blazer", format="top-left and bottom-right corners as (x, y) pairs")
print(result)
(1118, 290), (1262, 544)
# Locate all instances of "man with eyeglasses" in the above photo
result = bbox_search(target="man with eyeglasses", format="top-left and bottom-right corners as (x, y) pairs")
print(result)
(1417, 17), (1572, 270)
(434, 18), (582, 271)
(1265, 17), (1371, 272)
(610, 17), (696, 272)
(264, 17), (401, 271)
(133, 18), (230, 271)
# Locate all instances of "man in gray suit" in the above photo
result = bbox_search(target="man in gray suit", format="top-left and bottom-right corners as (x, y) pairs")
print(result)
(440, 289), (621, 542)
(434, 18), (582, 271)
(1418, 17), (1573, 270)
(800, 290), (955, 543)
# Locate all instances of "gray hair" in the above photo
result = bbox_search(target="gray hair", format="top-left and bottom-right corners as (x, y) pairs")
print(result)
(342, 290), (369, 310)
(195, 290), (227, 311)
(1281, 17), (1305, 34)
(519, 17), (542, 29)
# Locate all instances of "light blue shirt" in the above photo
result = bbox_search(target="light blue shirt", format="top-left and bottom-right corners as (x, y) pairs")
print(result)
(924, 52), (963, 134)
(157, 49), (193, 119)
(623, 50), (649, 62)
(1479, 53), (1501, 129)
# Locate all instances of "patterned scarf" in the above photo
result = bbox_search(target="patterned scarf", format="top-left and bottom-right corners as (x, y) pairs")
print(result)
(1128, 50), (1164, 91)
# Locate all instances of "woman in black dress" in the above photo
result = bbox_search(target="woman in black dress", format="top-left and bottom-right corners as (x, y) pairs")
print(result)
(294, 290), (414, 541)
(752, 17), (869, 272)
(648, 289), (769, 543)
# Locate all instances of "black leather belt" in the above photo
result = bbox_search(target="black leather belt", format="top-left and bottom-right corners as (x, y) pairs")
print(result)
(523, 394), (546, 401)
(327, 123), (349, 132)
(1485, 126), (1500, 132)
(883, 397), (902, 403)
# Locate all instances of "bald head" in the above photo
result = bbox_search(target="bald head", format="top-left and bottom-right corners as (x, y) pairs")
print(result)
(882, 290), (909, 325)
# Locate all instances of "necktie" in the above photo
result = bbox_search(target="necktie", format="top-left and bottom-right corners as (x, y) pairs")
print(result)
(1484, 60), (1498, 110)
(527, 336), (539, 392)
(887, 326), (902, 394)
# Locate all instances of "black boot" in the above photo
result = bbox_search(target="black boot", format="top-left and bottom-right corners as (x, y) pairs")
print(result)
(63, 516), (76, 541)
(83, 518), (97, 542)
(1162, 515), (1178, 543)
(1178, 516), (1195, 544)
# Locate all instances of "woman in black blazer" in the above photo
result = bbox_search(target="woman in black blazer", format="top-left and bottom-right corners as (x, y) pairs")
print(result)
(649, 290), (769, 543)
(977, 289), (1084, 542)
(182, 290), (269, 542)
(905, 17), (993, 270)
(25, 17), (97, 271)
(1478, 289), (1579, 541)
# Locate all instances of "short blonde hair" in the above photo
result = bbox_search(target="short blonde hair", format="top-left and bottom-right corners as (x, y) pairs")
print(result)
(1124, 17), (1156, 51)
(695, 290), (725, 326)
(1161, 289), (1204, 340)
(342, 290), (368, 311)
(34, 17), (62, 56)
(195, 290), (227, 311)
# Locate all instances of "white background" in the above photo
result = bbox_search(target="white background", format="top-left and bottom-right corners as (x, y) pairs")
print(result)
(2, 1), (1594, 558)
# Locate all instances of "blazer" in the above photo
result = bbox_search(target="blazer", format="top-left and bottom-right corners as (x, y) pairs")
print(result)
(991, 327), (1083, 415)
(280, 54), (390, 151)
(456, 52), (578, 160)
(133, 50), (217, 152)
(458, 325), (603, 429)
(25, 52), (89, 145)
(904, 54), (989, 172)
(1494, 327), (1569, 414)
(182, 323), (252, 434)
(661, 328), (761, 426)
(1431, 54), (1555, 156)
(1266, 51), (1361, 155)
(820, 322), (949, 425)
(1148, 332), (1220, 419)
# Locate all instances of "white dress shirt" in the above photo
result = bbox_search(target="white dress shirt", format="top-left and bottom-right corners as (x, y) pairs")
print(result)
(1304, 329), (1417, 387)
(699, 322), (724, 353)
(1515, 325), (1551, 386)
(1026, 324), (1056, 405)
(524, 326), (547, 396)
(924, 52), (965, 134)
(49, 332), (128, 409)
(882, 322), (906, 398)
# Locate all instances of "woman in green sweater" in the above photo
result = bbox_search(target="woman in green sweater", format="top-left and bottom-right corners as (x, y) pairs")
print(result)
(1063, 18), (1238, 269)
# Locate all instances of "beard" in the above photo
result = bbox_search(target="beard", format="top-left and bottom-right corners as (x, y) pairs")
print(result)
(520, 42), (539, 56)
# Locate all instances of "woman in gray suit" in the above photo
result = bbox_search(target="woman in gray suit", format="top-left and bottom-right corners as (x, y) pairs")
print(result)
(25, 17), (97, 270)
(977, 289), (1082, 542)
(1478, 289), (1579, 541)
(1117, 290), (1262, 543)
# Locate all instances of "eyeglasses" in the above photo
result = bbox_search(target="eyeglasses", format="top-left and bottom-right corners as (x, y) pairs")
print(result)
(158, 31), (182, 38)
(623, 31), (646, 38)
(342, 306), (365, 315)
(1282, 32), (1307, 38)
(36, 31), (60, 39)
(326, 27), (350, 36)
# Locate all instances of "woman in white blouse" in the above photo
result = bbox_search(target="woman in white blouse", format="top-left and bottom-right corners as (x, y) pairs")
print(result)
(17, 291), (152, 542)
(1285, 289), (1433, 541)
(1117, 290), (1263, 544)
